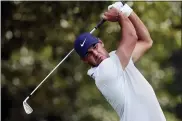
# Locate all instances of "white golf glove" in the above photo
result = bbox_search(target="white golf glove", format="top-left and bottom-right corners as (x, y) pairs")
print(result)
(108, 2), (124, 11)
(108, 2), (133, 17)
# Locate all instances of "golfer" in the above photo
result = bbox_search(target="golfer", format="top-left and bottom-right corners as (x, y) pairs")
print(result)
(74, 3), (166, 121)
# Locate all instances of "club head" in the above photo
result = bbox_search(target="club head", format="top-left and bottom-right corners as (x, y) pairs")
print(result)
(23, 97), (33, 114)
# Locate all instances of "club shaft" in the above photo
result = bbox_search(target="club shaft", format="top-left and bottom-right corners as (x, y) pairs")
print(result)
(90, 19), (106, 34)
(90, 28), (96, 34)
(29, 19), (105, 96)
(30, 48), (74, 95)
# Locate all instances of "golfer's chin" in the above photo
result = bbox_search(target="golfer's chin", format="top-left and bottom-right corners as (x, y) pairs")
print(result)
(95, 56), (108, 67)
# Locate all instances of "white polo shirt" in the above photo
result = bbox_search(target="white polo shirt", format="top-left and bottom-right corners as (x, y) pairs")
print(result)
(87, 51), (166, 121)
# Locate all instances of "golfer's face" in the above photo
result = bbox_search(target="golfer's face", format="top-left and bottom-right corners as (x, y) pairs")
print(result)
(83, 41), (109, 67)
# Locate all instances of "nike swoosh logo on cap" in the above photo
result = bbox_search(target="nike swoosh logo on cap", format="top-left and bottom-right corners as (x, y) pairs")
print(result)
(80, 38), (87, 47)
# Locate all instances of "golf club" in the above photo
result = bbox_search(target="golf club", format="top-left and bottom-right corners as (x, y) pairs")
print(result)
(23, 19), (106, 114)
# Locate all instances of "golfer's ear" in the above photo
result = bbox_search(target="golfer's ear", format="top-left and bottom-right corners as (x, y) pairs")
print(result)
(82, 57), (88, 63)
(99, 39), (104, 47)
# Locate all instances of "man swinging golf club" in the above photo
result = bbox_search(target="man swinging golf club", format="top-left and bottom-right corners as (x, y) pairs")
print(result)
(74, 2), (166, 121)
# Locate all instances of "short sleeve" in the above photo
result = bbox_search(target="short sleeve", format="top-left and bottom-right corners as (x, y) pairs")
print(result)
(109, 51), (124, 72)
(109, 50), (134, 71)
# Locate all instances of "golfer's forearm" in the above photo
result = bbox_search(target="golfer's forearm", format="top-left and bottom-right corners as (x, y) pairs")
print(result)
(118, 13), (138, 42)
(118, 13), (137, 50)
(129, 12), (152, 44)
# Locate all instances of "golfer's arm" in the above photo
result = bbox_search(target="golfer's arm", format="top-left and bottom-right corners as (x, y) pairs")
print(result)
(128, 12), (153, 63)
(116, 12), (138, 69)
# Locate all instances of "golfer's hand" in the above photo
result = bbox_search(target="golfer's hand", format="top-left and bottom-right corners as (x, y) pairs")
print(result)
(108, 2), (133, 17)
(103, 8), (121, 22)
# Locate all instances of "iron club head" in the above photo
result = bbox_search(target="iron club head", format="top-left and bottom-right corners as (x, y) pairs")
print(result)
(23, 97), (33, 114)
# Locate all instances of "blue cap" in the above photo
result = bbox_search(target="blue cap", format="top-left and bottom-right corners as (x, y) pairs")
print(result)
(74, 32), (99, 58)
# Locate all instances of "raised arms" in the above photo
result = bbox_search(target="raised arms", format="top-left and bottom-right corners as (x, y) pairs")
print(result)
(103, 2), (153, 69)
(103, 8), (138, 69)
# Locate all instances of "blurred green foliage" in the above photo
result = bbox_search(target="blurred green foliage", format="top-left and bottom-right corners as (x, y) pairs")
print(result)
(1, 1), (182, 121)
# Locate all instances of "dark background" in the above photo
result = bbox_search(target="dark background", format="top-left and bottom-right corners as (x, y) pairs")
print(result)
(1, 1), (182, 121)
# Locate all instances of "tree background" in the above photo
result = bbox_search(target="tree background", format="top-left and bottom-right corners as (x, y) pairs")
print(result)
(1, 1), (182, 121)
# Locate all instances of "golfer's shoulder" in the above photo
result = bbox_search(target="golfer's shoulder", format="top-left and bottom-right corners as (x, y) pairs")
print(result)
(109, 50), (134, 70)
(96, 51), (121, 79)
(109, 50), (124, 70)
